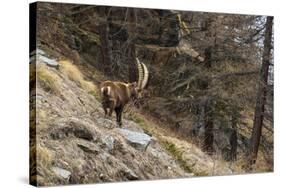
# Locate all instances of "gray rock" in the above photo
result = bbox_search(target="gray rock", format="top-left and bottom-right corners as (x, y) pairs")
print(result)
(116, 128), (151, 151)
(121, 168), (139, 180)
(38, 54), (59, 68)
(77, 141), (99, 154)
(97, 118), (115, 129)
(50, 120), (95, 141)
(103, 135), (115, 152)
(30, 48), (46, 56)
(71, 126), (94, 141)
(52, 167), (71, 180)
(37, 49), (46, 56)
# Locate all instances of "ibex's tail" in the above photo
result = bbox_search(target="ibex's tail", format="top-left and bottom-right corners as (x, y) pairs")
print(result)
(101, 86), (111, 97)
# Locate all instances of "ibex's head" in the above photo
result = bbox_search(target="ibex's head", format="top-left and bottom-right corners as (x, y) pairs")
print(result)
(135, 58), (149, 98)
(126, 82), (138, 99)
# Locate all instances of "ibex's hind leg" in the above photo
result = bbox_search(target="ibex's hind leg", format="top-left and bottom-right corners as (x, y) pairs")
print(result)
(108, 99), (116, 117)
(115, 106), (123, 127)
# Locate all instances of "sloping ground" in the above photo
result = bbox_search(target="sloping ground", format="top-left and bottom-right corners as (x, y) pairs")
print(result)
(31, 50), (234, 186)
(31, 51), (189, 186)
(124, 109), (238, 176)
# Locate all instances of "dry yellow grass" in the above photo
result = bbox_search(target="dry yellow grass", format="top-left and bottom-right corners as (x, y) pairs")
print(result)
(38, 109), (47, 121)
(36, 144), (53, 167)
(36, 109), (51, 131)
(59, 60), (98, 94)
(59, 60), (84, 84)
(30, 143), (54, 185)
(81, 80), (97, 93)
(37, 64), (61, 94)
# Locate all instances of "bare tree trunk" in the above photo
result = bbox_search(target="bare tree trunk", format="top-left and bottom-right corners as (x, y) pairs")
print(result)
(202, 98), (214, 155)
(99, 7), (113, 75)
(204, 46), (212, 68)
(99, 22), (113, 75)
(248, 16), (273, 165)
(128, 43), (137, 82)
(204, 113), (214, 154)
(127, 8), (137, 82)
(230, 115), (238, 161)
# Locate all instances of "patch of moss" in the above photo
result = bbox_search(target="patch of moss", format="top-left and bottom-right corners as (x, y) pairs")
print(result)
(89, 90), (101, 102)
(127, 112), (145, 124)
(164, 141), (193, 173)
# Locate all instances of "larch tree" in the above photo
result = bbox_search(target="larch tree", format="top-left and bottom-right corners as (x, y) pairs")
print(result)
(249, 16), (273, 165)
(98, 6), (113, 76)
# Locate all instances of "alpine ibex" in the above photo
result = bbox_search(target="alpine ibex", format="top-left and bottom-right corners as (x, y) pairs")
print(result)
(100, 58), (149, 127)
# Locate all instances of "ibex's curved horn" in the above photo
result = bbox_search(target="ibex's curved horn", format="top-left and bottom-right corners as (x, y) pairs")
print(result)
(136, 58), (144, 89)
(141, 62), (149, 89)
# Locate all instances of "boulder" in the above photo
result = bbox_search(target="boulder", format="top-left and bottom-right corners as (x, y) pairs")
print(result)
(52, 167), (71, 180)
(50, 119), (95, 141)
(116, 128), (151, 151)
(30, 48), (46, 57)
(102, 135), (115, 152)
(77, 140), (100, 154)
(38, 54), (59, 68)
(120, 168), (139, 180)
(96, 118), (115, 129)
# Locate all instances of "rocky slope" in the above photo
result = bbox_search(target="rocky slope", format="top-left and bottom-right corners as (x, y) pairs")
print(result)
(30, 50), (234, 186)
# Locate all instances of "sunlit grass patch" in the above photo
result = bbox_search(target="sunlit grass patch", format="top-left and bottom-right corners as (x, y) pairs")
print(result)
(59, 60), (84, 84)
(36, 144), (54, 167)
(59, 60), (98, 94)
(37, 65), (61, 95)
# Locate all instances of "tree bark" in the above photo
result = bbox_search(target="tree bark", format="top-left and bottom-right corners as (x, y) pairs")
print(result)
(248, 16), (273, 165)
(204, 46), (212, 68)
(204, 114), (214, 154)
(99, 22), (113, 75)
(127, 8), (137, 82)
(202, 98), (214, 155)
(230, 115), (238, 161)
(128, 43), (137, 82)
(99, 7), (113, 75)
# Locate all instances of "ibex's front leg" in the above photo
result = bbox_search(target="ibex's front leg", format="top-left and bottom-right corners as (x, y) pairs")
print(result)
(102, 101), (108, 117)
(115, 106), (124, 127)
(108, 99), (116, 117)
